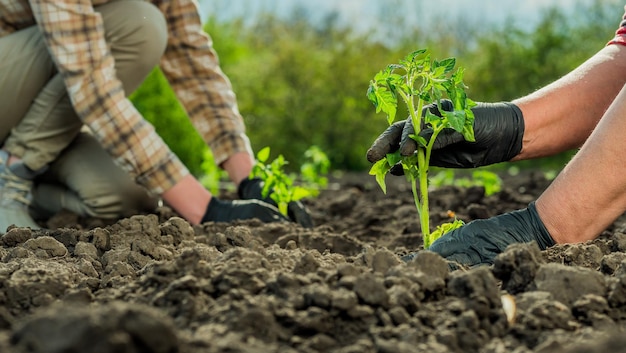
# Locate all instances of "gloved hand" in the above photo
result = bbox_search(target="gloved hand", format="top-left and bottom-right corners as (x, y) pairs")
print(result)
(202, 196), (289, 223)
(366, 100), (525, 173)
(238, 177), (314, 228)
(403, 201), (555, 266)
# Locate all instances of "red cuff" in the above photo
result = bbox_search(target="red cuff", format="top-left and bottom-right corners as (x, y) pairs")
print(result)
(608, 36), (626, 46)
(608, 7), (626, 46)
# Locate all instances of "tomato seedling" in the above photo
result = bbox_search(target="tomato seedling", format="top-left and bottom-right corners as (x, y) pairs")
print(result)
(431, 169), (502, 196)
(251, 146), (328, 216)
(300, 145), (330, 192)
(367, 48), (476, 248)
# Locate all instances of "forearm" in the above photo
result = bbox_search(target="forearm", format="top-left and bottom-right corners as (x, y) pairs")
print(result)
(221, 151), (255, 186)
(536, 83), (626, 244)
(162, 174), (211, 225)
(513, 44), (626, 160)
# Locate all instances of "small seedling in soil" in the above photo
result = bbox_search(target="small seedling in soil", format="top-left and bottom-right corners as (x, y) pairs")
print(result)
(251, 146), (328, 216)
(367, 48), (475, 248)
(300, 145), (330, 192)
(431, 169), (502, 196)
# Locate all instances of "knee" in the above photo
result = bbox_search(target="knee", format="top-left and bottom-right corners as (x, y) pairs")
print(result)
(33, 181), (158, 220)
(36, 132), (160, 220)
(126, 2), (168, 68)
(103, 1), (168, 75)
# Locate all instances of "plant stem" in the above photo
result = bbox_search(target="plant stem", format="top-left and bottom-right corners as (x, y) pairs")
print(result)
(417, 148), (430, 242)
(400, 88), (433, 243)
(410, 174), (421, 218)
(421, 126), (445, 247)
(425, 125), (445, 164)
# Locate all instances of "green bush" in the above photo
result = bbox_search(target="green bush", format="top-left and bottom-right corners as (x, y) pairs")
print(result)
(205, 14), (397, 171)
(129, 0), (618, 176)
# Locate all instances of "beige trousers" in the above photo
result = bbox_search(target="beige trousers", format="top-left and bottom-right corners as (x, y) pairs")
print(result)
(0, 0), (167, 219)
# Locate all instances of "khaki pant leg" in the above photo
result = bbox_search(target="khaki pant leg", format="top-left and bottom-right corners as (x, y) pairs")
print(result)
(32, 133), (159, 219)
(3, 0), (168, 171)
(0, 26), (56, 144)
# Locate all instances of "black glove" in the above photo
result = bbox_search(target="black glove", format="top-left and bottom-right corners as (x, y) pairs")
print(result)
(366, 100), (524, 172)
(202, 197), (289, 223)
(238, 177), (314, 228)
(404, 201), (555, 266)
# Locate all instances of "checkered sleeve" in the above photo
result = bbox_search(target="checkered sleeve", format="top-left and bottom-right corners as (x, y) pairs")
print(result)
(29, 0), (189, 194)
(156, 0), (253, 167)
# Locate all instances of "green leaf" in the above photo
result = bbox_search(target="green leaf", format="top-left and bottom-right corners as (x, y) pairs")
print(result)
(256, 146), (270, 163)
(462, 125), (476, 142)
(424, 110), (440, 125)
(462, 102), (476, 142)
(411, 134), (428, 148)
(385, 150), (403, 166)
(453, 66), (466, 85)
(471, 170), (502, 196)
(388, 63), (404, 71)
(368, 84), (397, 124)
(374, 68), (391, 82)
(426, 219), (464, 248)
(466, 97), (477, 109)
(403, 161), (419, 181)
(454, 91), (466, 112)
(366, 83), (377, 105)
(262, 175), (275, 198)
(408, 48), (428, 60)
(442, 110), (466, 133)
(291, 186), (314, 201)
(369, 158), (391, 194)
(405, 49), (428, 69)
(432, 66), (446, 78)
(387, 73), (404, 91)
(436, 57), (456, 73)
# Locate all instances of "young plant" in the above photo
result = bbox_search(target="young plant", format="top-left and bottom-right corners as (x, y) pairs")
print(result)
(431, 169), (502, 196)
(251, 146), (328, 216)
(300, 145), (331, 192)
(367, 48), (476, 248)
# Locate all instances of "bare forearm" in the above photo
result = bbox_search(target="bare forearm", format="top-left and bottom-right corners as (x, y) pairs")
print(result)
(537, 83), (626, 243)
(160, 152), (254, 225)
(221, 151), (255, 186)
(513, 44), (626, 160)
(162, 174), (211, 225)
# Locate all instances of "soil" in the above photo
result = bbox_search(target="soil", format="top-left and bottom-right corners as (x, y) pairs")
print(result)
(2, 171), (626, 353)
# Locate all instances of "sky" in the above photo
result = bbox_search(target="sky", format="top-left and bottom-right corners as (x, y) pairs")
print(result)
(199, 0), (615, 33)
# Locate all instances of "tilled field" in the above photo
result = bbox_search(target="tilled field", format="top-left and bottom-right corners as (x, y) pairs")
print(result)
(1, 171), (626, 353)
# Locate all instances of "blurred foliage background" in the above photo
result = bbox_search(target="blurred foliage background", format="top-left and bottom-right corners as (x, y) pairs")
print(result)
(130, 0), (617, 182)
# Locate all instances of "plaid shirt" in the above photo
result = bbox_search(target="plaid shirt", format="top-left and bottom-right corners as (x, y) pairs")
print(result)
(0, 0), (251, 194)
